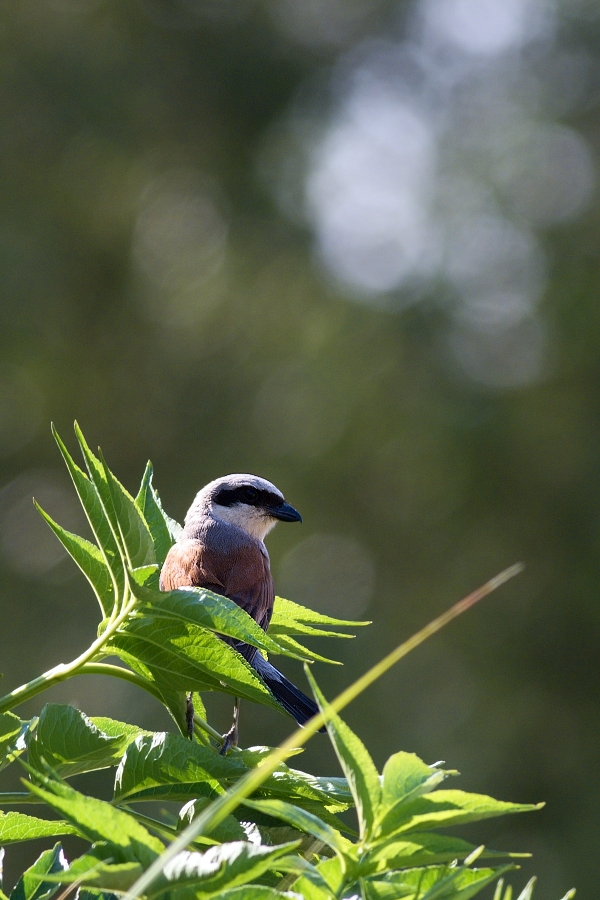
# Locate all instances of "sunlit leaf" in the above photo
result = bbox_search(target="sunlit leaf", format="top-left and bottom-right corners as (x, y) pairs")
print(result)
(28, 704), (128, 777)
(49, 849), (142, 892)
(306, 668), (381, 840)
(9, 843), (68, 900)
(271, 598), (370, 631)
(178, 798), (247, 843)
(148, 841), (300, 898)
(100, 453), (155, 570)
(135, 462), (181, 565)
(362, 832), (518, 874)
(200, 888), (304, 900)
(0, 813), (80, 845)
(53, 425), (123, 613)
(34, 505), (115, 617)
(114, 731), (245, 803)
(108, 615), (283, 711)
(0, 712), (31, 772)
(241, 798), (352, 858)
(129, 584), (308, 662)
(378, 789), (543, 837)
(25, 775), (164, 866)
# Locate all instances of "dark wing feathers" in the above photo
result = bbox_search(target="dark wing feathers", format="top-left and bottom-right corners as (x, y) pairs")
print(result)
(159, 534), (320, 727)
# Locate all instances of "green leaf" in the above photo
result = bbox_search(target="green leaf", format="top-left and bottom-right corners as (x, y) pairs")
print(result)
(362, 832), (518, 874)
(100, 454), (155, 571)
(0, 712), (31, 772)
(377, 752), (449, 832)
(381, 753), (447, 808)
(108, 615), (284, 712)
(241, 799), (352, 858)
(0, 812), (80, 844)
(114, 731), (246, 803)
(305, 667), (381, 840)
(34, 504), (115, 617)
(135, 462), (181, 565)
(49, 849), (142, 892)
(53, 424), (124, 614)
(148, 841), (300, 898)
(266, 635), (342, 666)
(25, 774), (164, 866)
(88, 716), (150, 743)
(360, 864), (512, 900)
(178, 798), (248, 843)
(206, 889), (304, 900)
(271, 598), (370, 632)
(259, 767), (353, 813)
(378, 790), (543, 837)
(129, 584), (308, 662)
(9, 843), (68, 900)
(28, 704), (128, 777)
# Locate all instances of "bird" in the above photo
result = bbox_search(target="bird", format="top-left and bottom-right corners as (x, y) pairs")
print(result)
(159, 473), (322, 751)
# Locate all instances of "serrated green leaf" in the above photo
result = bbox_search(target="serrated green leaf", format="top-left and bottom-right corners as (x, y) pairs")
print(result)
(206, 888), (304, 900)
(28, 704), (127, 778)
(100, 455), (155, 571)
(271, 598), (370, 630)
(376, 753), (448, 832)
(0, 712), (31, 772)
(260, 767), (353, 813)
(241, 799), (352, 859)
(48, 849), (142, 892)
(362, 832), (517, 874)
(53, 425), (124, 614)
(0, 812), (80, 845)
(34, 505), (115, 617)
(129, 584), (309, 662)
(135, 463), (180, 566)
(114, 731), (246, 803)
(379, 790), (543, 837)
(266, 635), (342, 666)
(179, 798), (248, 843)
(25, 775), (164, 866)
(305, 668), (381, 840)
(148, 841), (300, 898)
(88, 717), (150, 743)
(10, 843), (68, 900)
(381, 753), (447, 808)
(360, 864), (512, 900)
(108, 616), (283, 712)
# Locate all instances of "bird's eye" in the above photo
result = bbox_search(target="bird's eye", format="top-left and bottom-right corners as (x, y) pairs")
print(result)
(243, 487), (258, 503)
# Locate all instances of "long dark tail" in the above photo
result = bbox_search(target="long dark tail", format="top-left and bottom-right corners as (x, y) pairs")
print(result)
(251, 654), (325, 732)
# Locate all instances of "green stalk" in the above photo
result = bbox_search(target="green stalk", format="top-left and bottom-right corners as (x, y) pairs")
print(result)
(0, 589), (137, 715)
(0, 793), (39, 804)
(123, 562), (523, 900)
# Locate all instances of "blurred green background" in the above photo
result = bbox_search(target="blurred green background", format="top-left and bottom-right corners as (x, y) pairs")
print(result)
(0, 0), (599, 896)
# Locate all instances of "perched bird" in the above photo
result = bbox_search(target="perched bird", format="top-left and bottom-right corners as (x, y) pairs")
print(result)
(159, 473), (321, 750)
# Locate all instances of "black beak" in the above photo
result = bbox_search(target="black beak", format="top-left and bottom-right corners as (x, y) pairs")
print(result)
(271, 501), (302, 523)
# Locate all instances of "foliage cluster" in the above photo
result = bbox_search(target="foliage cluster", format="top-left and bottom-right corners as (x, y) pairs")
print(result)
(0, 427), (574, 900)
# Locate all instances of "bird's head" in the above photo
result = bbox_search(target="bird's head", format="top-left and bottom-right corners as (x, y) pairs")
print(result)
(185, 474), (302, 542)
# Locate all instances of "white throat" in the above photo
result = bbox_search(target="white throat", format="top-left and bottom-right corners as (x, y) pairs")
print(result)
(209, 502), (278, 543)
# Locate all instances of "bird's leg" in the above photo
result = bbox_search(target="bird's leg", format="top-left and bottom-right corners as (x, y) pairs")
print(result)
(185, 692), (195, 740)
(220, 697), (240, 755)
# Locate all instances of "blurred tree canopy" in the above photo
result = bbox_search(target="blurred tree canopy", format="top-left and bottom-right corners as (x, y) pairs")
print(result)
(0, 1), (599, 897)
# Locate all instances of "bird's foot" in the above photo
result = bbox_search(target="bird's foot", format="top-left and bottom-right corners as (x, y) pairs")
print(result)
(219, 723), (238, 756)
(186, 692), (195, 740)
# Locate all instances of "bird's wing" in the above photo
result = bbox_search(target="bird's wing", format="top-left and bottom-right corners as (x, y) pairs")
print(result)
(159, 538), (226, 593)
(159, 538), (274, 659)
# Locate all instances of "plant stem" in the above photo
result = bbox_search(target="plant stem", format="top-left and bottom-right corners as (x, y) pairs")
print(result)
(0, 592), (137, 715)
(122, 562), (524, 900)
(77, 663), (165, 702)
(0, 793), (39, 804)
